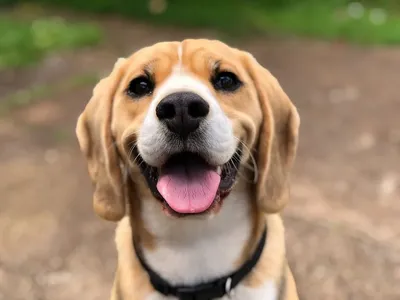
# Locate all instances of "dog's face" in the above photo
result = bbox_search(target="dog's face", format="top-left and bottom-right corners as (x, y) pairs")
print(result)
(76, 39), (299, 221)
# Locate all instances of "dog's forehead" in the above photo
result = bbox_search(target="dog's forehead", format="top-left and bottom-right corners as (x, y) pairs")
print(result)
(125, 40), (239, 73)
(129, 41), (180, 65)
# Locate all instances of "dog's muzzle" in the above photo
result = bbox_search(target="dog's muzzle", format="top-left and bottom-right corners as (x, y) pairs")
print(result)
(134, 91), (239, 217)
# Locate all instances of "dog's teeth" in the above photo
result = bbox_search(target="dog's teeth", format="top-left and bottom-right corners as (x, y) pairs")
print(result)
(216, 166), (222, 175)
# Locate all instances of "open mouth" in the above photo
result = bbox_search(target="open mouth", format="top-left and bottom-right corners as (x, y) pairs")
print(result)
(133, 146), (242, 217)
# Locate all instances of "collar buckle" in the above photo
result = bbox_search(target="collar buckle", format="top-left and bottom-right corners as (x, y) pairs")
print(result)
(225, 277), (233, 298)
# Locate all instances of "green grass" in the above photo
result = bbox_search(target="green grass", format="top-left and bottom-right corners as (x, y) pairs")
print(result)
(15, 0), (400, 45)
(252, 3), (400, 44)
(0, 16), (101, 69)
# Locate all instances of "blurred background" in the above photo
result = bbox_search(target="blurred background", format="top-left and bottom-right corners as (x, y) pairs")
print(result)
(1, 1), (399, 299)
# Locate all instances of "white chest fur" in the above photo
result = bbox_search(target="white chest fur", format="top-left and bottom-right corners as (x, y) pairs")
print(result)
(141, 190), (252, 286)
(138, 190), (278, 300)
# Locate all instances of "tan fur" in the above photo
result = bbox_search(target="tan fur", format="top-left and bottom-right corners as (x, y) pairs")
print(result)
(244, 215), (286, 287)
(114, 217), (154, 300)
(76, 39), (300, 299)
(285, 267), (300, 300)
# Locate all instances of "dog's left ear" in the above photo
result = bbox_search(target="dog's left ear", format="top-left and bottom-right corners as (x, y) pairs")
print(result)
(242, 52), (300, 213)
(76, 58), (127, 221)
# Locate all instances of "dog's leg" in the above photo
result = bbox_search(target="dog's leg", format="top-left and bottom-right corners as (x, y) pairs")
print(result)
(111, 269), (123, 300)
(285, 268), (299, 300)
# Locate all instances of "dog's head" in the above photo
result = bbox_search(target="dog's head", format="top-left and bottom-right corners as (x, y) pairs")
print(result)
(76, 39), (299, 221)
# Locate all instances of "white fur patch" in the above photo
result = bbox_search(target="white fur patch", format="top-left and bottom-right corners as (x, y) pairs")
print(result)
(141, 190), (252, 286)
(140, 196), (280, 300)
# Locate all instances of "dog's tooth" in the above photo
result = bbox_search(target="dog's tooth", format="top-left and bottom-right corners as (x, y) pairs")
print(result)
(216, 166), (222, 175)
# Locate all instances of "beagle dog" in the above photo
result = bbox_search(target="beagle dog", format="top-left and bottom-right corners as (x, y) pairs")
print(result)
(76, 39), (300, 300)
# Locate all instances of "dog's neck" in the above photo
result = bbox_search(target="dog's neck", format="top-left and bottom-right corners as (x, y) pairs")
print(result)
(135, 183), (256, 286)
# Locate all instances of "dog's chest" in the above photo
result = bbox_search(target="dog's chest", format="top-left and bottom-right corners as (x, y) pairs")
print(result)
(139, 192), (278, 300)
(145, 280), (278, 300)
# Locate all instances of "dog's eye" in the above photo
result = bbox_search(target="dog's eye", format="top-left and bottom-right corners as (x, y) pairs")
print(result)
(127, 76), (154, 98)
(212, 71), (241, 92)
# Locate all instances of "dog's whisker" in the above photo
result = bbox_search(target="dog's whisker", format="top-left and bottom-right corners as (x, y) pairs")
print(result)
(233, 137), (258, 184)
(132, 152), (142, 165)
(223, 154), (254, 184)
(235, 165), (255, 184)
(127, 143), (139, 162)
(123, 129), (141, 139)
(238, 160), (257, 173)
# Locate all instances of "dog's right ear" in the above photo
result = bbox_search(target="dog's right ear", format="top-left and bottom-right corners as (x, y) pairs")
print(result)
(241, 52), (300, 213)
(76, 58), (127, 222)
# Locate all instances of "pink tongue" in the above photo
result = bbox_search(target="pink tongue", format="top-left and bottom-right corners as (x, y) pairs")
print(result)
(156, 162), (221, 214)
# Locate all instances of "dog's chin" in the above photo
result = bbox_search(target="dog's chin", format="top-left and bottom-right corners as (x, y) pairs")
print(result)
(132, 147), (242, 218)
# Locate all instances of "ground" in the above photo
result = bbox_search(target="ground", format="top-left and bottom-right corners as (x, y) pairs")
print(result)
(1, 18), (400, 300)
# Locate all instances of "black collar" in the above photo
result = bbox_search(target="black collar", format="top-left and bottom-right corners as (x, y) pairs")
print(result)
(133, 226), (267, 300)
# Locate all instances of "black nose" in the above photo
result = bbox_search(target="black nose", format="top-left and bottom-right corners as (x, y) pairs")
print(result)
(156, 92), (210, 139)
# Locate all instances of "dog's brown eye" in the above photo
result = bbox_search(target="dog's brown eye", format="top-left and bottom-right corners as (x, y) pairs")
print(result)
(212, 71), (241, 92)
(127, 76), (154, 98)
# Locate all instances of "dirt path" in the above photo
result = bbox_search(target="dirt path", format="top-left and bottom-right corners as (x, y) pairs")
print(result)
(1, 19), (399, 300)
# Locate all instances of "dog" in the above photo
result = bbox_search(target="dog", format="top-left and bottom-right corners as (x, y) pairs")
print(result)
(76, 39), (300, 300)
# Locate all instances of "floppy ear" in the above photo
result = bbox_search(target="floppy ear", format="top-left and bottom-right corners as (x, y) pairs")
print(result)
(242, 53), (300, 213)
(76, 58), (127, 221)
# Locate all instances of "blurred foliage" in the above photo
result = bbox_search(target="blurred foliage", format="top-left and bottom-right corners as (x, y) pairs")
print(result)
(252, 3), (400, 44)
(0, 0), (399, 71)
(4, 0), (398, 45)
(0, 16), (101, 69)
